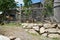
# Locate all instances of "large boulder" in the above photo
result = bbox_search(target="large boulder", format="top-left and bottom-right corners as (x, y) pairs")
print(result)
(37, 23), (43, 28)
(28, 29), (39, 35)
(41, 33), (47, 37)
(33, 25), (39, 31)
(25, 29), (29, 32)
(33, 23), (37, 26)
(57, 30), (60, 33)
(15, 38), (21, 40)
(40, 27), (45, 34)
(9, 36), (21, 40)
(48, 34), (60, 38)
(9, 36), (16, 40)
(22, 24), (28, 28)
(26, 24), (33, 29)
(45, 28), (57, 33)
(43, 23), (57, 28)
(22, 23), (28, 26)
(0, 35), (10, 40)
(23, 23), (33, 29)
(58, 24), (60, 28)
(43, 23), (52, 28)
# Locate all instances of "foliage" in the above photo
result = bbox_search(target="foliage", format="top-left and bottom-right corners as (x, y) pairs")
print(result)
(24, 9), (32, 16)
(43, 0), (54, 16)
(0, 0), (17, 24)
(23, 0), (32, 8)
(0, 0), (17, 11)
(23, 0), (32, 16)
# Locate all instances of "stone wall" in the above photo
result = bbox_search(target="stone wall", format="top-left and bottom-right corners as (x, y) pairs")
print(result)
(22, 23), (60, 38)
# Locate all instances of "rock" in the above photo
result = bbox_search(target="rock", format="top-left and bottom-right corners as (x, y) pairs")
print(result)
(52, 23), (58, 28)
(57, 30), (60, 33)
(23, 25), (28, 29)
(9, 36), (16, 40)
(38, 23), (43, 27)
(48, 34), (60, 38)
(43, 23), (57, 28)
(22, 23), (28, 26)
(41, 33), (47, 37)
(58, 24), (60, 28)
(25, 29), (29, 32)
(33, 25), (39, 31)
(23, 26), (27, 28)
(33, 24), (37, 26)
(28, 29), (38, 35)
(45, 28), (57, 33)
(15, 38), (21, 40)
(43, 23), (52, 28)
(23, 23), (33, 29)
(22, 23), (28, 28)
(0, 35), (10, 40)
(26, 24), (33, 29)
(40, 27), (45, 33)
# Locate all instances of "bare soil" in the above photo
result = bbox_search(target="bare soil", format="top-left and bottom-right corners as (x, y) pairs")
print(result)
(0, 26), (40, 40)
(0, 26), (54, 40)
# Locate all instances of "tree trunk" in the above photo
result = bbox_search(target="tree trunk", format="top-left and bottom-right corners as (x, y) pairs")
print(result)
(54, 0), (60, 22)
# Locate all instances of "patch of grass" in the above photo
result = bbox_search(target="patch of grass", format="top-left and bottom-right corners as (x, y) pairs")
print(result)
(0, 23), (22, 27)
(52, 38), (60, 40)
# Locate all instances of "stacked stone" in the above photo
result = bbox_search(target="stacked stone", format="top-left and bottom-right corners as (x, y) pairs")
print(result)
(22, 23), (60, 38)
(40, 23), (58, 38)
(22, 23), (40, 35)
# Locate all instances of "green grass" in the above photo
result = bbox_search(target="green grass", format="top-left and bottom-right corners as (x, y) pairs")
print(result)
(0, 23), (22, 27)
(52, 38), (60, 40)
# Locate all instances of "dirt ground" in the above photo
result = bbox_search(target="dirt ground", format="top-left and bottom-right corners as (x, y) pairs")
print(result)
(0, 26), (40, 40)
(0, 26), (58, 40)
